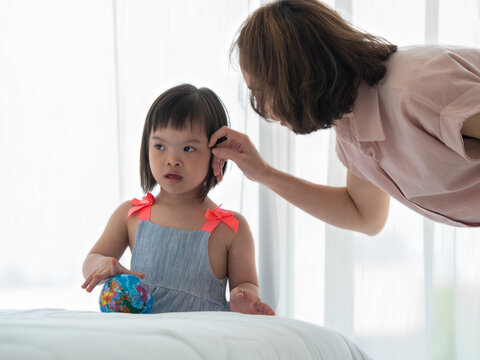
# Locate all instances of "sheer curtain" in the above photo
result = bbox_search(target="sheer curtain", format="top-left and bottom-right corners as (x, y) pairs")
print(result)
(279, 1), (480, 360)
(1, 1), (480, 360)
(0, 0), (258, 311)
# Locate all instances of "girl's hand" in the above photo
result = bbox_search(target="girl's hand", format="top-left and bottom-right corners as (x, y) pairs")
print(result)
(230, 287), (275, 316)
(81, 257), (145, 293)
(209, 127), (270, 183)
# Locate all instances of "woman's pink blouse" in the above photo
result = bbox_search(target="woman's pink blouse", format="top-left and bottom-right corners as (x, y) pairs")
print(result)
(334, 45), (480, 226)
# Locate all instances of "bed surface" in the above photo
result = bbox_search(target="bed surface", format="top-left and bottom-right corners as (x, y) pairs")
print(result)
(0, 309), (370, 360)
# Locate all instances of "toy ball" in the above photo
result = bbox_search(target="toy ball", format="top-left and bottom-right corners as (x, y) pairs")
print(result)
(99, 274), (153, 314)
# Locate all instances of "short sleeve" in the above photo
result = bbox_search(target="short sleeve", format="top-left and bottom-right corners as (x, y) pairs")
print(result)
(334, 136), (368, 181)
(440, 84), (480, 162)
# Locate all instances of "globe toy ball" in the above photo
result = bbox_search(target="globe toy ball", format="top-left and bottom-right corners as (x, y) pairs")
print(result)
(99, 274), (153, 314)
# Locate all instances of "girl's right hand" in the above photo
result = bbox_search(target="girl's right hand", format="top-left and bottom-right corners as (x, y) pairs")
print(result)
(81, 257), (145, 293)
(230, 287), (275, 316)
(208, 126), (271, 183)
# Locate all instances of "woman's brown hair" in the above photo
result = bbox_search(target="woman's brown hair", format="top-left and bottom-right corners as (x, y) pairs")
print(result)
(140, 84), (229, 201)
(231, 0), (397, 134)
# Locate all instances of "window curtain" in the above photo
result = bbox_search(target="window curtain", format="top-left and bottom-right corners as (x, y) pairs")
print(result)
(0, 0), (259, 311)
(1, 1), (480, 359)
(261, 1), (480, 360)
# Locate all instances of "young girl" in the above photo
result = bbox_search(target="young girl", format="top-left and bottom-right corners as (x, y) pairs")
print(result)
(82, 84), (274, 315)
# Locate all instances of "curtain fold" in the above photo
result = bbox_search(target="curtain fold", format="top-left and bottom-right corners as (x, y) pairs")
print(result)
(258, 120), (296, 317)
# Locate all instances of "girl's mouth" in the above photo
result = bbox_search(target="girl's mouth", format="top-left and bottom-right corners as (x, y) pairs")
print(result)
(165, 173), (183, 183)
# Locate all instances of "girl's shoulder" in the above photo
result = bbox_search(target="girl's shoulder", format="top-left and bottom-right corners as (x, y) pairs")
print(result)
(125, 193), (155, 220)
(229, 211), (249, 230)
(108, 200), (134, 221)
(204, 201), (250, 231)
(203, 202), (250, 232)
(214, 209), (251, 240)
(206, 209), (252, 253)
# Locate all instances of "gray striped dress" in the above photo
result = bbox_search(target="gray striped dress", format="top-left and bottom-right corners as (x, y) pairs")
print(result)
(130, 218), (231, 313)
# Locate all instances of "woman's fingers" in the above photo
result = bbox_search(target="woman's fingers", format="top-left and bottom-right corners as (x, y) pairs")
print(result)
(212, 140), (268, 182)
(208, 126), (244, 148)
(211, 146), (243, 162)
(210, 127), (252, 182)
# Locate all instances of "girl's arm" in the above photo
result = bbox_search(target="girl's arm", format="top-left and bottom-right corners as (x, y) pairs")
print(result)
(228, 213), (275, 315)
(81, 201), (145, 292)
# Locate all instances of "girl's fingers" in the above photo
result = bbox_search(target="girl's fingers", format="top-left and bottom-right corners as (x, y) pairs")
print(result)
(82, 259), (146, 293)
(81, 275), (93, 289)
(256, 301), (275, 315)
(130, 271), (146, 279)
(250, 297), (275, 315)
(112, 258), (128, 274)
(86, 276), (102, 293)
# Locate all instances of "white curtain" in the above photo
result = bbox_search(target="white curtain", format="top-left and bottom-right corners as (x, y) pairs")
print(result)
(279, 1), (480, 360)
(0, 0), (259, 311)
(1, 1), (480, 360)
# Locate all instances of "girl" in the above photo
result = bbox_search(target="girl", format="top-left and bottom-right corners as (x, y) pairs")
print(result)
(82, 84), (274, 315)
(209, 0), (480, 234)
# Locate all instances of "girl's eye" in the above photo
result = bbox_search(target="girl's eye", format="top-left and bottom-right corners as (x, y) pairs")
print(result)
(154, 144), (165, 150)
(184, 146), (195, 152)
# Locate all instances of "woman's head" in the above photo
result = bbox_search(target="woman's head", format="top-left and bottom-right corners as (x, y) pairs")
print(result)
(140, 84), (229, 200)
(232, 0), (397, 134)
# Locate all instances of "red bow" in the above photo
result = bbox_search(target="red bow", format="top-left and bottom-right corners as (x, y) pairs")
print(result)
(128, 193), (154, 220)
(202, 205), (239, 233)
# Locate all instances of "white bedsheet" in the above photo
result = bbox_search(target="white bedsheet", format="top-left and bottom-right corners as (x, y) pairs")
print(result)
(0, 309), (370, 360)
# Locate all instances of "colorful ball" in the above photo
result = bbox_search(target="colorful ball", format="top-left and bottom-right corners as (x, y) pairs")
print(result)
(99, 274), (153, 314)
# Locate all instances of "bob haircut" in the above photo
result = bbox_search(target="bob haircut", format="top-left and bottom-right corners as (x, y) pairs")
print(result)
(140, 84), (229, 201)
(231, 0), (397, 134)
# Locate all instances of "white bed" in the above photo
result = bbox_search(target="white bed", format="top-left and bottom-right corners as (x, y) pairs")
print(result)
(0, 309), (370, 359)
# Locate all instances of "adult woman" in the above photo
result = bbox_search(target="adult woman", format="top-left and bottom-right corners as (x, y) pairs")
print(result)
(209, 0), (480, 235)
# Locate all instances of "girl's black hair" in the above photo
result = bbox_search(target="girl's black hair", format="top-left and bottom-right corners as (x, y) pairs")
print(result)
(140, 84), (229, 200)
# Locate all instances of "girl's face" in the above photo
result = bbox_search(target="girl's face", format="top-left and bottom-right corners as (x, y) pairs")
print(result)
(148, 124), (211, 198)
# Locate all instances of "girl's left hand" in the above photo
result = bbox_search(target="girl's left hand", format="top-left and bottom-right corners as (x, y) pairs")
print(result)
(230, 287), (275, 316)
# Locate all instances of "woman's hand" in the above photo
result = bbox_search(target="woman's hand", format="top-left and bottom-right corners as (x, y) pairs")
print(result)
(81, 257), (145, 293)
(209, 126), (270, 183)
(230, 287), (275, 316)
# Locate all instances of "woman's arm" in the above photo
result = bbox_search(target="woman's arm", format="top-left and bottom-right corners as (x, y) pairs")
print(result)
(210, 127), (390, 236)
(259, 168), (390, 236)
(81, 201), (145, 292)
(461, 112), (480, 139)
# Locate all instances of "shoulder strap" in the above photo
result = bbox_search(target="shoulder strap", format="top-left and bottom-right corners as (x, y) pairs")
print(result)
(200, 205), (239, 234)
(128, 193), (154, 221)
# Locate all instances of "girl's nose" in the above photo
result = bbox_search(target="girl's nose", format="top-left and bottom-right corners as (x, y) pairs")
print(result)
(167, 158), (181, 167)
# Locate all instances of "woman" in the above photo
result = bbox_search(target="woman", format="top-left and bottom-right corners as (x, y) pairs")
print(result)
(209, 0), (480, 235)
